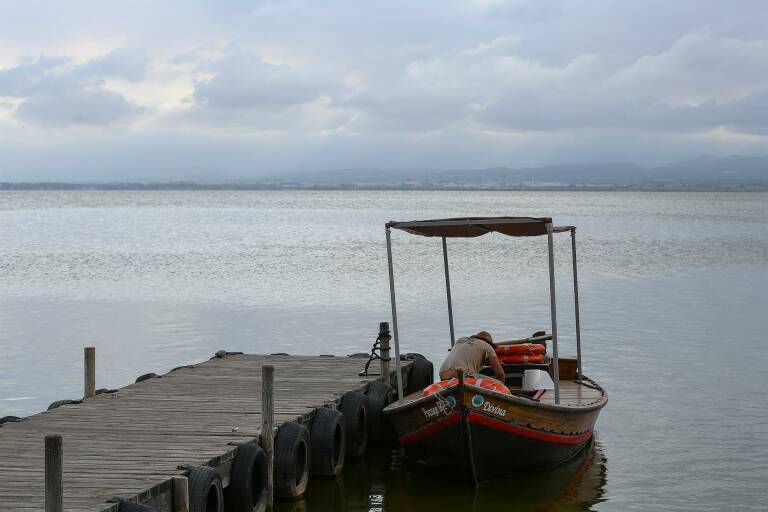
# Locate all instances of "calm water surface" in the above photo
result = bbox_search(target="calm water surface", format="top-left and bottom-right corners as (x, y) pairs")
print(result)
(1, 190), (767, 511)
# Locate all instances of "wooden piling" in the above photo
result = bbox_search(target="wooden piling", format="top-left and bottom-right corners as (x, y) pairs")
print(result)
(84, 346), (96, 399)
(172, 476), (189, 512)
(45, 434), (63, 512)
(262, 365), (274, 511)
(379, 321), (391, 386)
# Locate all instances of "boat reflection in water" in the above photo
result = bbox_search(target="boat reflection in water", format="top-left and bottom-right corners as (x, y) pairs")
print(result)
(276, 438), (607, 512)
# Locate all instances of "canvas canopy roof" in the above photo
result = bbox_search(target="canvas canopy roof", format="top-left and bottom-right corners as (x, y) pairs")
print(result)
(386, 216), (574, 238)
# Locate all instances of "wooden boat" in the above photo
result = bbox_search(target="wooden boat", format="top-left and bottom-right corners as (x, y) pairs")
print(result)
(381, 217), (607, 483)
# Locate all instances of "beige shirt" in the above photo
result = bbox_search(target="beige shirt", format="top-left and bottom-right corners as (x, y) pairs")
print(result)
(439, 336), (496, 376)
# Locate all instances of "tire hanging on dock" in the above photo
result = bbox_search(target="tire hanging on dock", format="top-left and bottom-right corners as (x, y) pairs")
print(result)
(225, 442), (268, 512)
(274, 421), (311, 499)
(188, 465), (224, 512)
(365, 381), (395, 443)
(404, 356), (434, 395)
(310, 407), (346, 477)
(339, 391), (368, 458)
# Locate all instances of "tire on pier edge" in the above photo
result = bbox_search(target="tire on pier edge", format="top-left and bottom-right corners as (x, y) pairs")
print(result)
(188, 465), (224, 512)
(365, 381), (395, 443)
(405, 356), (434, 395)
(310, 407), (346, 477)
(274, 421), (311, 499)
(225, 442), (268, 512)
(339, 391), (368, 458)
(47, 399), (80, 411)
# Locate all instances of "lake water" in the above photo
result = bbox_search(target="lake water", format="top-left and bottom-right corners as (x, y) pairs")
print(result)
(1, 190), (767, 511)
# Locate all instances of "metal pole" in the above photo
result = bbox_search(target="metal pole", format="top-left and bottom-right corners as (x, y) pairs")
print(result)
(571, 229), (583, 383)
(546, 224), (561, 404)
(442, 237), (456, 347)
(386, 228), (404, 399)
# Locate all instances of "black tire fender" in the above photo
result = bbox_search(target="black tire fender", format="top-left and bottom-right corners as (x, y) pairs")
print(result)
(188, 466), (224, 512)
(135, 373), (159, 383)
(47, 399), (80, 411)
(225, 442), (267, 512)
(365, 381), (395, 442)
(338, 391), (368, 458)
(310, 407), (345, 477)
(405, 357), (434, 395)
(274, 422), (311, 499)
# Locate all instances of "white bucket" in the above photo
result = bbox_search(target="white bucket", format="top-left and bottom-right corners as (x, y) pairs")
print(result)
(522, 369), (555, 391)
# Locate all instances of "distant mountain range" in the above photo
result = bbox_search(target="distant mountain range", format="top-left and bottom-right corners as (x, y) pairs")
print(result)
(259, 155), (768, 189)
(2, 155), (767, 190)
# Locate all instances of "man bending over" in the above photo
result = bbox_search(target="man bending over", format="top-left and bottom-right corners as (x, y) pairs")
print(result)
(439, 330), (505, 383)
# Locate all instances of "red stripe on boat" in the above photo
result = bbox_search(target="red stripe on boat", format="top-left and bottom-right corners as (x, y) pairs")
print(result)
(467, 412), (592, 445)
(399, 412), (462, 445)
(399, 411), (592, 446)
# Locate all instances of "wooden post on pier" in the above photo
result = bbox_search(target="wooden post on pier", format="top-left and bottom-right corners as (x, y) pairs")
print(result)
(84, 346), (96, 399)
(45, 435), (63, 512)
(262, 365), (274, 511)
(172, 476), (189, 512)
(379, 322), (391, 386)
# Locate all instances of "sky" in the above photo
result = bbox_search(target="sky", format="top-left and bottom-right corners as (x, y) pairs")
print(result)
(1, 0), (767, 181)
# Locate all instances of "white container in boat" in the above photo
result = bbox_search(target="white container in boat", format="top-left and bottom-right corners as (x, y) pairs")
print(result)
(523, 369), (555, 391)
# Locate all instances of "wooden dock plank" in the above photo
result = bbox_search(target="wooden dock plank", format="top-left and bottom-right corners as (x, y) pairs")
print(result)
(0, 354), (410, 511)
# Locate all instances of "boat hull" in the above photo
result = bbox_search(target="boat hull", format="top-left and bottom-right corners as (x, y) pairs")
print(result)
(385, 379), (606, 482)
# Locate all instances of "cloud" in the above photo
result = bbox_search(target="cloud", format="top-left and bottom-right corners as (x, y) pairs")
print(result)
(15, 88), (140, 127)
(194, 50), (337, 109)
(76, 48), (149, 83)
(1, 0), (768, 178)
(0, 50), (146, 127)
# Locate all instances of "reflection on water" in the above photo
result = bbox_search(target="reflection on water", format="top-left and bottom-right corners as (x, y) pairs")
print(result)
(280, 440), (607, 512)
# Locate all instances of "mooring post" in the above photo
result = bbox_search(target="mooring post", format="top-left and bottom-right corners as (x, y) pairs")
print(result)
(45, 435), (63, 512)
(379, 321), (391, 386)
(262, 365), (274, 511)
(172, 475), (189, 512)
(84, 346), (96, 399)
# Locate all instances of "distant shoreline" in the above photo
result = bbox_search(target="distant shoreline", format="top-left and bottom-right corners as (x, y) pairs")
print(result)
(1, 182), (767, 192)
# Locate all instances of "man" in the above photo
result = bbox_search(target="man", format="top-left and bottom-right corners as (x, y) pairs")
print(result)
(439, 330), (505, 383)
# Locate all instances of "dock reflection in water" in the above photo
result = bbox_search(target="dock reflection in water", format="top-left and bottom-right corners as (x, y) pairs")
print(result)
(277, 438), (607, 512)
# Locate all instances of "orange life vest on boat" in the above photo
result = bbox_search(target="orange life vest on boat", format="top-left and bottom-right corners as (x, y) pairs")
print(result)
(421, 377), (511, 397)
(495, 343), (546, 356)
(498, 354), (547, 364)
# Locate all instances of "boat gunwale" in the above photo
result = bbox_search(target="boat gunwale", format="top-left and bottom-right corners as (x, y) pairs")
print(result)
(384, 375), (608, 415)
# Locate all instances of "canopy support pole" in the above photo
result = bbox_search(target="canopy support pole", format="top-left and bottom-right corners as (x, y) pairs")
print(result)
(386, 227), (404, 399)
(546, 224), (561, 404)
(571, 229), (583, 383)
(442, 237), (456, 347)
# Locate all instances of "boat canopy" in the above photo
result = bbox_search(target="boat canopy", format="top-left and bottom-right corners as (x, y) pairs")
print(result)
(386, 217), (574, 238)
(385, 215), (583, 406)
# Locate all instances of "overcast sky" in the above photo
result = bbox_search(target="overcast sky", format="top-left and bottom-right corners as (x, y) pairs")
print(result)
(1, 0), (767, 180)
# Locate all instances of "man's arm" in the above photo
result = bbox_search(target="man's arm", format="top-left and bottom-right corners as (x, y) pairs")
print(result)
(489, 353), (505, 383)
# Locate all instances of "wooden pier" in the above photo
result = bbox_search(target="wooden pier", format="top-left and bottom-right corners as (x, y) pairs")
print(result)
(0, 346), (412, 512)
